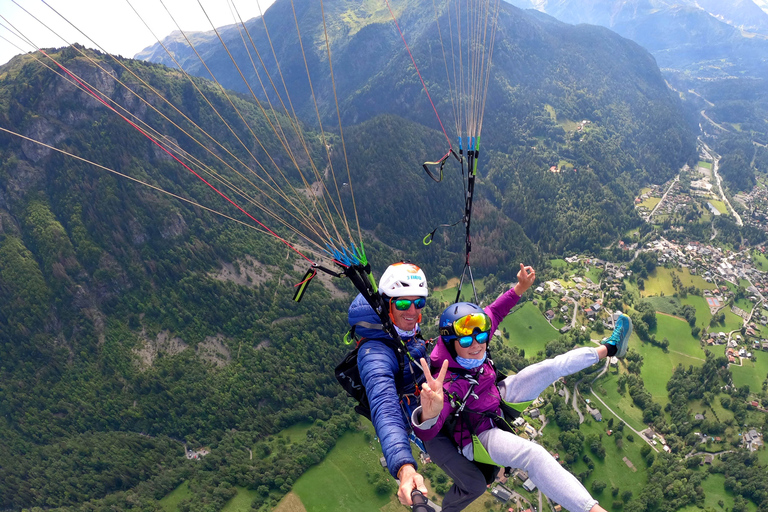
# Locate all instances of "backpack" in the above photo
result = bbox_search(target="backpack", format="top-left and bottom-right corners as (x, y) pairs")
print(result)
(335, 327), (406, 421)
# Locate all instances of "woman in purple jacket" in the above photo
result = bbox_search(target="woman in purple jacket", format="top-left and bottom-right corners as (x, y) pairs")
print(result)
(412, 264), (632, 512)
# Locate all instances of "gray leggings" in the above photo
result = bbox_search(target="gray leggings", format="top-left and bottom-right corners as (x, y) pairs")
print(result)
(435, 347), (601, 512)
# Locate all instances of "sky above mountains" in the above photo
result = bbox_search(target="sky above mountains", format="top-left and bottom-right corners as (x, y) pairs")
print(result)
(0, 0), (275, 66)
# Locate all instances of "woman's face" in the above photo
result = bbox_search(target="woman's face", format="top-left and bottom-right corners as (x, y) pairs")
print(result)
(454, 336), (487, 360)
(390, 296), (421, 332)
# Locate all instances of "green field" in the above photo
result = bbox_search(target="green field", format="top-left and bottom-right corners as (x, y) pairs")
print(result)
(678, 471), (758, 512)
(222, 487), (259, 512)
(731, 352), (768, 394)
(433, 277), (487, 306)
(549, 396), (650, 500)
(641, 267), (715, 298)
(632, 320), (707, 407)
(680, 295), (712, 328)
(735, 297), (755, 314)
(160, 481), (191, 512)
(698, 161), (713, 170)
(651, 314), (703, 358)
(279, 423), (313, 444)
(640, 197), (661, 210)
(643, 296), (680, 315)
(558, 118), (581, 132)
(291, 425), (396, 512)
(498, 302), (559, 358)
(689, 398), (735, 425)
(752, 250), (768, 272)
(585, 266), (603, 284)
(592, 370), (647, 432)
(717, 308), (744, 333)
(550, 258), (568, 268)
(641, 295), (712, 330)
(709, 200), (729, 215)
(544, 104), (556, 122)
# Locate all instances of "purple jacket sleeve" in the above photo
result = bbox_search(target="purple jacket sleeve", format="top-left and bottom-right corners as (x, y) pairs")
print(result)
(485, 288), (521, 332)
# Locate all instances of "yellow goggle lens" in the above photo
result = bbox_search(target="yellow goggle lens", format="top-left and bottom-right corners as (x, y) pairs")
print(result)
(453, 313), (491, 336)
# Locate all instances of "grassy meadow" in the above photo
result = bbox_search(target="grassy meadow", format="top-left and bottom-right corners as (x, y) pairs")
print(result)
(751, 250), (768, 272)
(432, 277), (487, 306)
(222, 488), (260, 512)
(709, 200), (729, 215)
(543, 398), (650, 500)
(160, 481), (191, 512)
(640, 196), (661, 210)
(498, 301), (559, 357)
(678, 471), (758, 512)
(681, 296), (714, 329)
(640, 267), (715, 298)
(290, 424), (397, 512)
(550, 258), (568, 269)
(585, 266), (603, 284)
(730, 353), (768, 393)
(717, 308), (744, 333)
(632, 321), (707, 408)
(641, 295), (713, 330)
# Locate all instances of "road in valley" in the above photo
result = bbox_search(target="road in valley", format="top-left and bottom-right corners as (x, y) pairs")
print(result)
(649, 175), (680, 218)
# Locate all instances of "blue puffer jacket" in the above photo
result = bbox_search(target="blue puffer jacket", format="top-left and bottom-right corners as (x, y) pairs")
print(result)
(349, 293), (427, 478)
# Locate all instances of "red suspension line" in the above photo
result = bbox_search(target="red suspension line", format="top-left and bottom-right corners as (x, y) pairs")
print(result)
(384, 0), (452, 151)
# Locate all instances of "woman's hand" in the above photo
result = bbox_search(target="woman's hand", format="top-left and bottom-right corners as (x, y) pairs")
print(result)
(514, 263), (536, 296)
(418, 358), (448, 421)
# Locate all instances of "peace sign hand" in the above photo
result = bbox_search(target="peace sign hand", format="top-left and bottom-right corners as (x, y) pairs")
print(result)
(419, 358), (449, 422)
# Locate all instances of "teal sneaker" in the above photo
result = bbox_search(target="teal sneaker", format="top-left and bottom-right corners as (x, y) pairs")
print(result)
(602, 313), (632, 358)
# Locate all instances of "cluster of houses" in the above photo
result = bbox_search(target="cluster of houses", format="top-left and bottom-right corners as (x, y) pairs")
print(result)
(642, 429), (671, 453)
(735, 182), (768, 235)
(536, 259), (629, 334)
(690, 425), (765, 453)
(635, 184), (667, 220)
(635, 159), (723, 223)
(644, 239), (768, 301)
(185, 447), (209, 460)
(743, 429), (764, 451)
(649, 181), (693, 220)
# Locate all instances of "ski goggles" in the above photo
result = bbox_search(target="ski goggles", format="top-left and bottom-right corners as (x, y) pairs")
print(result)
(457, 330), (490, 348)
(453, 313), (492, 347)
(392, 297), (427, 311)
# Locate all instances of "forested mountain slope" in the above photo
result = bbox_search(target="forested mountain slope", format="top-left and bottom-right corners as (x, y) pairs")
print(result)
(0, 48), (371, 511)
(137, 0), (695, 252)
(503, 0), (768, 193)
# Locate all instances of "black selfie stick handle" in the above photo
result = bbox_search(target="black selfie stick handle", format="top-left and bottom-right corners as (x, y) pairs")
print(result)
(411, 490), (435, 512)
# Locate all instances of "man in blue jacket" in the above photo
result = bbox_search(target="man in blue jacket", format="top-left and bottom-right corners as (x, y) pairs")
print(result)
(349, 262), (430, 506)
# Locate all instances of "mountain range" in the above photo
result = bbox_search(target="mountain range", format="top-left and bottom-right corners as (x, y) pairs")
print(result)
(504, 0), (768, 79)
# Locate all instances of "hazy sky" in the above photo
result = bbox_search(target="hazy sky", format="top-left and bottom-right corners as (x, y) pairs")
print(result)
(0, 0), (276, 66)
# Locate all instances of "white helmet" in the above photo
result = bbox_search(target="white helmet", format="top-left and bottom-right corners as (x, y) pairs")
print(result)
(378, 262), (429, 298)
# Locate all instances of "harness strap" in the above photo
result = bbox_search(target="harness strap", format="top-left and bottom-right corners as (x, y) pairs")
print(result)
(442, 362), (530, 467)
